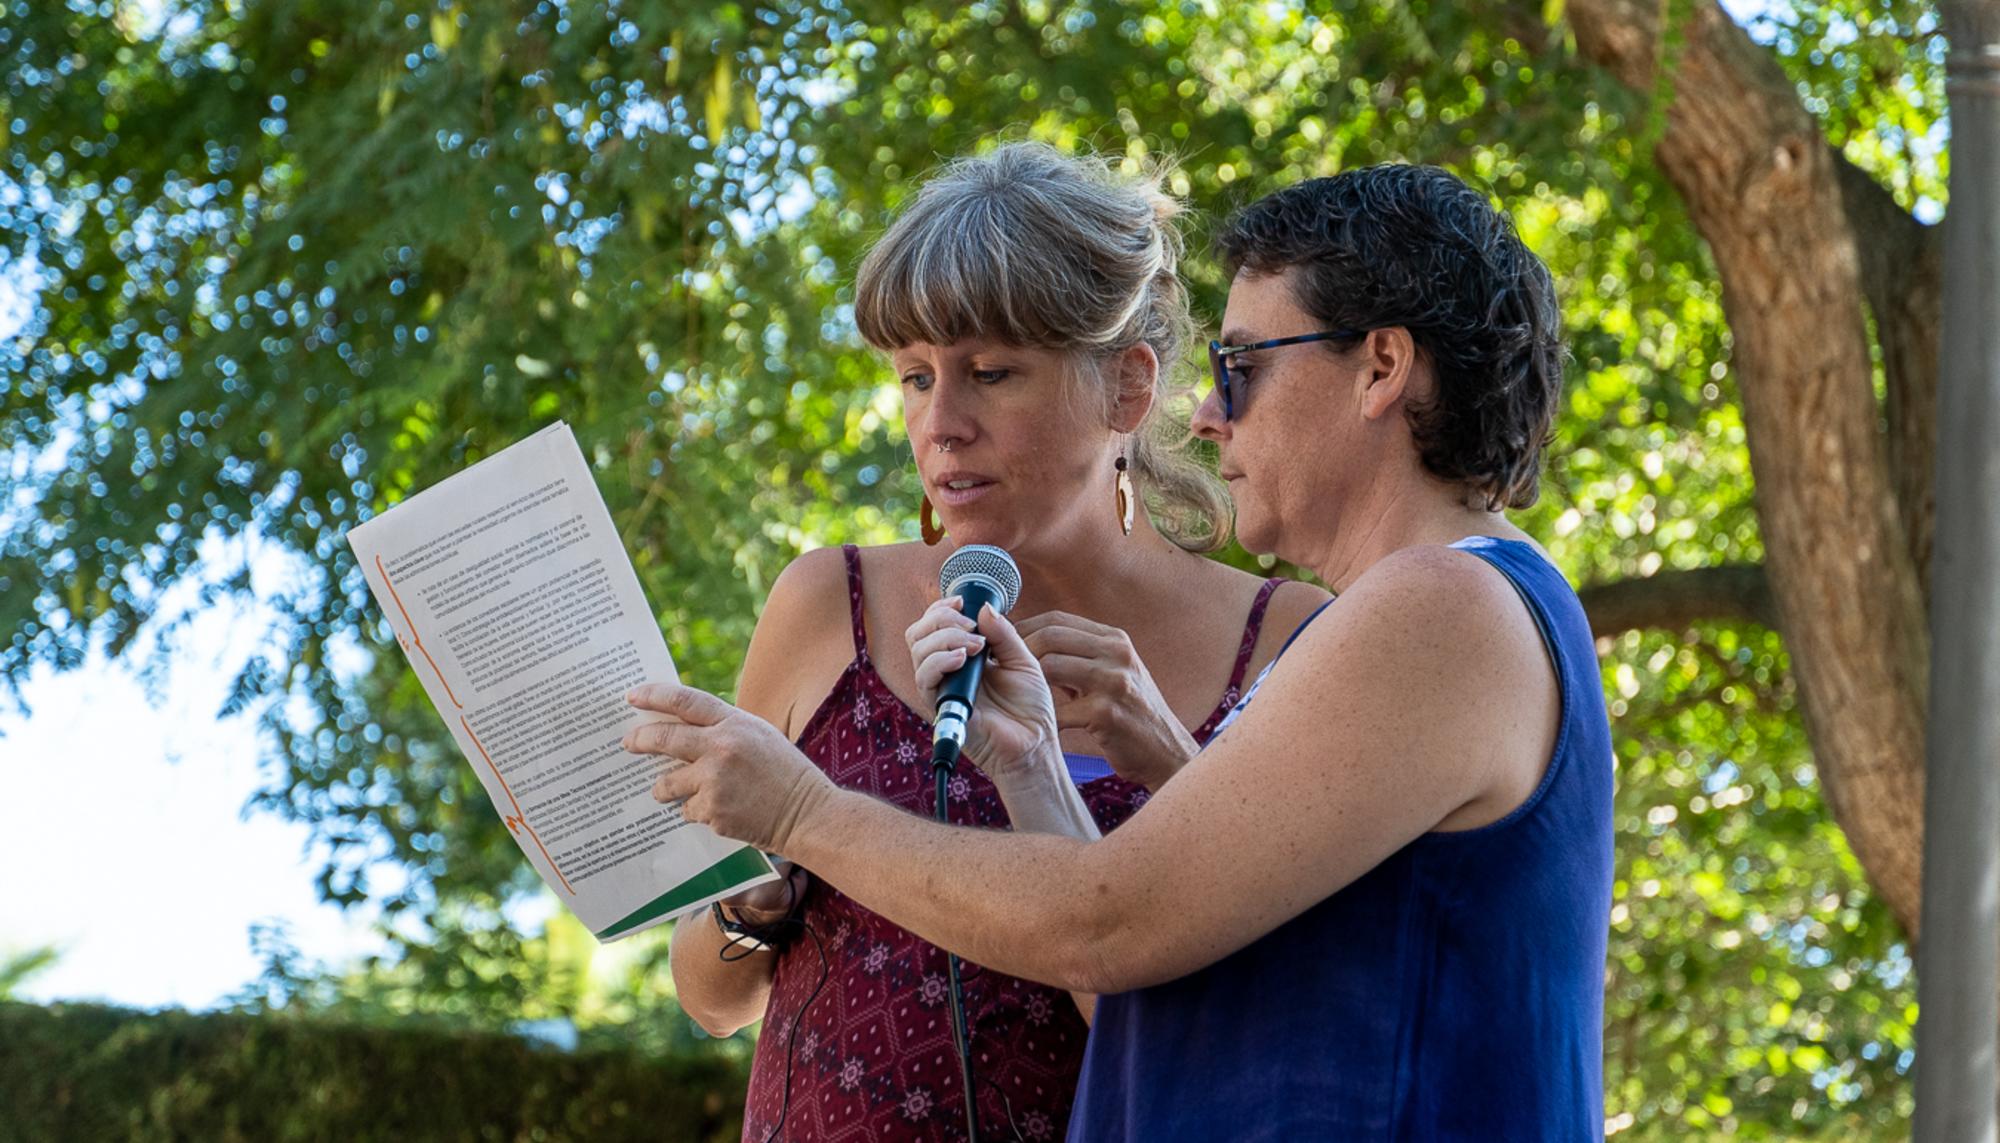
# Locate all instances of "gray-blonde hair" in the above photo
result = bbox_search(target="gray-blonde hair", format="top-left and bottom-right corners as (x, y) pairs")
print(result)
(854, 141), (1231, 552)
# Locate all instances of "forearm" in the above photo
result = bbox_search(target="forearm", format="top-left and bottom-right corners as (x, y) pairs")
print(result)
(1131, 719), (1199, 792)
(985, 764), (1105, 1021)
(667, 907), (777, 1036)
(779, 786), (1124, 992)
(1097, 710), (1200, 793)
(988, 761), (1102, 841)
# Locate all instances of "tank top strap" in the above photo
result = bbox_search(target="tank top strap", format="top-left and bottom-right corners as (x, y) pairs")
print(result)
(1224, 577), (1289, 694)
(840, 544), (869, 659)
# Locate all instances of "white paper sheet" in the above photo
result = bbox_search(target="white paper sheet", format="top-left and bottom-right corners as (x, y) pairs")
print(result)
(346, 422), (774, 940)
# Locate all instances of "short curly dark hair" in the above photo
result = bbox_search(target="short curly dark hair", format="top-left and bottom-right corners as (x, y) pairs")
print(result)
(1216, 165), (1567, 510)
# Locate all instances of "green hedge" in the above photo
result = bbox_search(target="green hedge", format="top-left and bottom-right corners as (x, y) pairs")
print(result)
(0, 1002), (749, 1142)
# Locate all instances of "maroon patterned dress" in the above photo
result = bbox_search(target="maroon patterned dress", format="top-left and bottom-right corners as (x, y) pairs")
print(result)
(740, 546), (1283, 1142)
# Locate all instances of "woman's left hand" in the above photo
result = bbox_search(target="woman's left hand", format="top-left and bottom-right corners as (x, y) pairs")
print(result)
(624, 683), (836, 854)
(1014, 611), (1198, 792)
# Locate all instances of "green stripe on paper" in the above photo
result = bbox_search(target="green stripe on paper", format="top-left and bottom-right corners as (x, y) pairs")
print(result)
(595, 846), (773, 940)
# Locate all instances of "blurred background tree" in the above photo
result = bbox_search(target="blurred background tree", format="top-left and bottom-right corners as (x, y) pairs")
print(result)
(0, 0), (1947, 1136)
(0, 946), (59, 1002)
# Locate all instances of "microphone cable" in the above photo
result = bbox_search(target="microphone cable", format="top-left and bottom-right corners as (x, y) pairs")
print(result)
(924, 543), (1022, 1142)
(724, 773), (1039, 1143)
(713, 874), (829, 1143)
(933, 738), (982, 1143)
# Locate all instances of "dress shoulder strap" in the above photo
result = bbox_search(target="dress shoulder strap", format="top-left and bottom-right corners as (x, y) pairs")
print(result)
(840, 544), (869, 659)
(1224, 577), (1289, 694)
(1190, 577), (1296, 745)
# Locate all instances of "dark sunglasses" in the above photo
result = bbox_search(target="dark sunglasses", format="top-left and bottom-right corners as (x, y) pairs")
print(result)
(1207, 329), (1368, 420)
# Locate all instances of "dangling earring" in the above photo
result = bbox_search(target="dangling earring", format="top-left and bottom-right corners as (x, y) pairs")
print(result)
(1114, 441), (1134, 537)
(921, 494), (945, 546)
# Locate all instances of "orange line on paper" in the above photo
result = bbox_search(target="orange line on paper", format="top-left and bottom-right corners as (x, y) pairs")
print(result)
(461, 714), (575, 897)
(376, 554), (463, 709)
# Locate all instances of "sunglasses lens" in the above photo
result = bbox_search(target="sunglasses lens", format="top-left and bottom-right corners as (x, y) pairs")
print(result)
(1208, 344), (1233, 420)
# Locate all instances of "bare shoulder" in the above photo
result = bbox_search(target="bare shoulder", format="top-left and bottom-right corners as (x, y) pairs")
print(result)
(847, 539), (942, 585)
(1241, 573), (1335, 675)
(1283, 544), (1559, 827)
(1308, 543), (1537, 662)
(759, 545), (854, 634)
(738, 545), (860, 737)
(847, 539), (944, 631)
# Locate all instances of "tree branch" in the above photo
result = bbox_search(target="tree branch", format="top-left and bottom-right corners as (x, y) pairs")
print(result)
(1577, 564), (1777, 640)
(1833, 152), (1943, 591)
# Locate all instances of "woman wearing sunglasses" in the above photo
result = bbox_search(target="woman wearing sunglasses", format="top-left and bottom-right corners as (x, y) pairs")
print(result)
(663, 142), (1328, 1141)
(640, 163), (1609, 1140)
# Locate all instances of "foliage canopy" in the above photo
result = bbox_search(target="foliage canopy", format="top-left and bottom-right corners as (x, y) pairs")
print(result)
(1, 0), (1944, 1135)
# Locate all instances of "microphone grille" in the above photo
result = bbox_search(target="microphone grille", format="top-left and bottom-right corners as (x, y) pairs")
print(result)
(938, 544), (1022, 615)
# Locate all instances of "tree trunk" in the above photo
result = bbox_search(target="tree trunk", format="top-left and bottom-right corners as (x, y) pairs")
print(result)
(1548, 0), (1933, 934)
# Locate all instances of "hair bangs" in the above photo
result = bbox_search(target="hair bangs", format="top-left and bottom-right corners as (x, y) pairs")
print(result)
(855, 190), (1072, 351)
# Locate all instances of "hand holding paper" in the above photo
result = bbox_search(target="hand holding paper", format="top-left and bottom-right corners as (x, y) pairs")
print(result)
(625, 681), (838, 855)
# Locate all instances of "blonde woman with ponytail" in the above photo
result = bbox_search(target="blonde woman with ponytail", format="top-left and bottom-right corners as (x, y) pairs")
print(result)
(663, 142), (1328, 1141)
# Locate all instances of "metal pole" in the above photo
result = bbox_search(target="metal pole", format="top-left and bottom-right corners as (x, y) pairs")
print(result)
(1916, 2), (2000, 1138)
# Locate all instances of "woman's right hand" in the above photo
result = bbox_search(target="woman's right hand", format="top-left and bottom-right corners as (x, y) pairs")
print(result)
(904, 596), (1062, 782)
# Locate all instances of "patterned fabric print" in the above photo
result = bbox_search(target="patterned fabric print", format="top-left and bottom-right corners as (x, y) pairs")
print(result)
(1203, 659), (1269, 745)
(1206, 596), (1335, 746)
(738, 550), (1281, 1142)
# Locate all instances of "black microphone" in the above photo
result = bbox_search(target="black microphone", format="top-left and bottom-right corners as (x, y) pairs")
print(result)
(931, 543), (1022, 771)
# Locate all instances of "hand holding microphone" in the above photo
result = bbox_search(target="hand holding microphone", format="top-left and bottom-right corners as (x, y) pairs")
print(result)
(904, 545), (1061, 782)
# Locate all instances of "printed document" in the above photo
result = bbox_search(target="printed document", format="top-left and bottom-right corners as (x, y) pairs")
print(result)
(346, 422), (774, 940)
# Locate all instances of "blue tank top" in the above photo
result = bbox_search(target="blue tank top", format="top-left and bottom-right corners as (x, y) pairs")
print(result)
(1068, 536), (1614, 1142)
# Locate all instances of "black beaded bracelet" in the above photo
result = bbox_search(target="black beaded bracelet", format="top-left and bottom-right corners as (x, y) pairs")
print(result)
(712, 900), (779, 952)
(710, 872), (806, 957)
